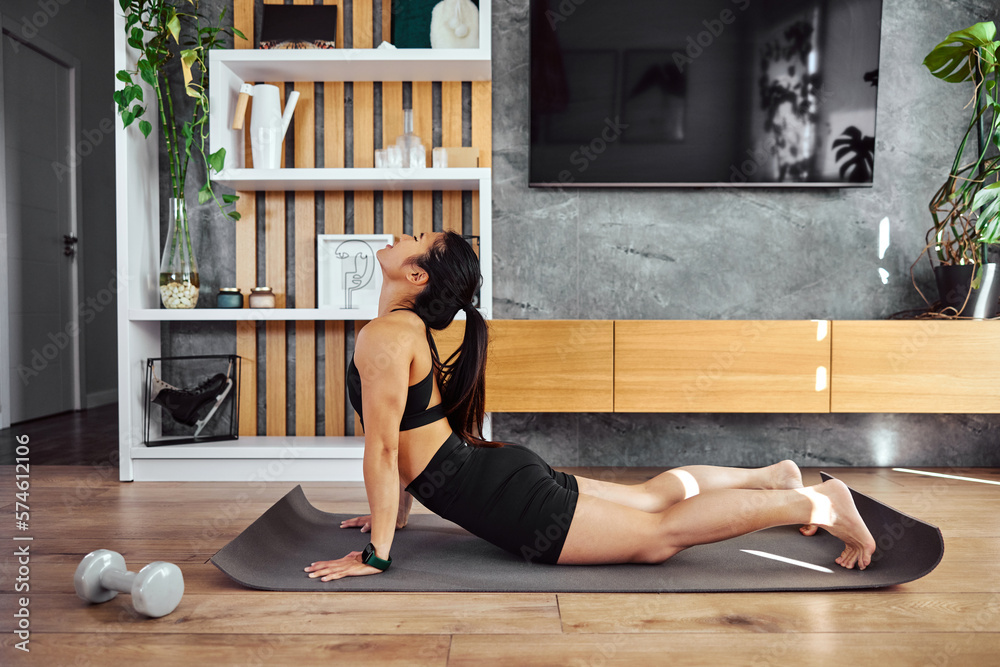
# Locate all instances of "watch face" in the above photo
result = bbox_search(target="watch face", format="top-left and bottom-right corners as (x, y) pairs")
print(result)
(362, 543), (375, 562)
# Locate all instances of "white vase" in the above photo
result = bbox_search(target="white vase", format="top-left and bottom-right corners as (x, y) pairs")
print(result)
(249, 84), (300, 169)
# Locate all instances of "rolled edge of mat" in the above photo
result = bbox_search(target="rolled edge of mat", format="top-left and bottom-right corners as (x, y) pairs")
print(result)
(820, 471), (945, 587)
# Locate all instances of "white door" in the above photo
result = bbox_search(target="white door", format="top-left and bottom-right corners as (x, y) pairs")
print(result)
(2, 28), (81, 423)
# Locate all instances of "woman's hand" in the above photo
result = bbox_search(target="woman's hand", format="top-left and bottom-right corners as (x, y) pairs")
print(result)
(340, 514), (407, 531)
(304, 551), (382, 581)
(340, 515), (373, 532)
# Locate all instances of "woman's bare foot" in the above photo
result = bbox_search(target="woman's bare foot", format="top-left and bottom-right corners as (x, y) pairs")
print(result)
(766, 461), (818, 536)
(798, 479), (877, 570)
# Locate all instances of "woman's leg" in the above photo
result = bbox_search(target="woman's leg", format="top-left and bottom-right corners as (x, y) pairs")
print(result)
(557, 477), (875, 570)
(575, 460), (806, 513)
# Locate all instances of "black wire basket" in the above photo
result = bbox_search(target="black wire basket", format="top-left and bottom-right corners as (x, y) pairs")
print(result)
(143, 355), (241, 446)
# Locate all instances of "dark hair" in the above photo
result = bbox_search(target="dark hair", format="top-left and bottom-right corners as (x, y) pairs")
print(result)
(407, 231), (498, 448)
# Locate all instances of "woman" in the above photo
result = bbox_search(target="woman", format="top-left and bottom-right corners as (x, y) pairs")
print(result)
(304, 232), (876, 581)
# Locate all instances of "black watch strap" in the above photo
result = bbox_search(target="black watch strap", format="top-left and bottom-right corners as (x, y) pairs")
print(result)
(362, 542), (392, 571)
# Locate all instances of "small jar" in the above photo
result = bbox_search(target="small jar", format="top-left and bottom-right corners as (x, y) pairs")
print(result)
(249, 286), (276, 309)
(216, 287), (243, 309)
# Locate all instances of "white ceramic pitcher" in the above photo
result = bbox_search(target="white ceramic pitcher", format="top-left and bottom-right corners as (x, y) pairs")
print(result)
(249, 84), (300, 169)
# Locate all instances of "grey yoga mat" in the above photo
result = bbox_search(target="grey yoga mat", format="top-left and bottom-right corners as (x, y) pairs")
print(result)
(211, 473), (943, 592)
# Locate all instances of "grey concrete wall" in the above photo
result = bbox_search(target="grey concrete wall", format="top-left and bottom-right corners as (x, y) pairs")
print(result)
(164, 0), (1000, 467)
(489, 0), (1000, 468)
(3, 0), (118, 407)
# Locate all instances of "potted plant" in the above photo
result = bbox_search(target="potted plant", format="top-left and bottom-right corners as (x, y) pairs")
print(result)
(916, 21), (1000, 317)
(115, 0), (244, 308)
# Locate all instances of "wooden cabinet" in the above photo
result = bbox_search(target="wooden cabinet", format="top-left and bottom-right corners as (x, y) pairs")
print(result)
(435, 320), (614, 412)
(831, 321), (1000, 413)
(614, 321), (831, 413)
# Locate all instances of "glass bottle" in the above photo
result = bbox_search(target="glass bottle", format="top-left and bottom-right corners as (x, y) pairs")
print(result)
(395, 108), (426, 168)
(159, 198), (199, 309)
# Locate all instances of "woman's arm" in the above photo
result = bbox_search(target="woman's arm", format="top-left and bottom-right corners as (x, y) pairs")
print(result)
(304, 319), (415, 581)
(397, 483), (413, 528)
(339, 484), (412, 532)
(355, 320), (412, 562)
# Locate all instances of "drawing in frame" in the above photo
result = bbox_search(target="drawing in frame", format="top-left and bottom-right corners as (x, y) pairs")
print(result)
(317, 234), (394, 312)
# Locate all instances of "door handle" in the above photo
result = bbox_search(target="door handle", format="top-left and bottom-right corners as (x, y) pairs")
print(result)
(64, 234), (78, 257)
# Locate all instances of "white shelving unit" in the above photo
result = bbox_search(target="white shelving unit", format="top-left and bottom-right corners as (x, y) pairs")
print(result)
(129, 306), (482, 322)
(115, 2), (492, 482)
(209, 47), (491, 83)
(212, 167), (488, 191)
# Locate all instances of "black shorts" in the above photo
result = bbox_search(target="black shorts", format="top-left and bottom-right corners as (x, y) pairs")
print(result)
(405, 434), (579, 564)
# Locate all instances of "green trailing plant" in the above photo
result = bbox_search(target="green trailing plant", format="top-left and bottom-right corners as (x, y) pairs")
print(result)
(920, 21), (1000, 274)
(114, 0), (245, 262)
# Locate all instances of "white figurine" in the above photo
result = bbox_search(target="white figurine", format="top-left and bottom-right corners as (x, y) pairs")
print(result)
(430, 0), (479, 49)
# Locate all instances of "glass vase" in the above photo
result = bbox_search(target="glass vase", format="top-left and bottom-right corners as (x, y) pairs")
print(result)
(159, 198), (200, 309)
(395, 108), (425, 168)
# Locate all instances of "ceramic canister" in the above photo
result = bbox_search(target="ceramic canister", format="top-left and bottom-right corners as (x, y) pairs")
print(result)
(249, 287), (276, 309)
(216, 287), (243, 308)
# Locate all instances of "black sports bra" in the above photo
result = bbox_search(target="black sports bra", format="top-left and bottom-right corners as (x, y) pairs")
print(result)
(346, 309), (447, 432)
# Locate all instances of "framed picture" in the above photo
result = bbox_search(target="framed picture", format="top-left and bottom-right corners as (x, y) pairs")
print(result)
(317, 234), (393, 311)
(259, 4), (338, 49)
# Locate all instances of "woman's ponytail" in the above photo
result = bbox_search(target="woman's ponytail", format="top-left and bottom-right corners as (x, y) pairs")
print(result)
(409, 232), (499, 447)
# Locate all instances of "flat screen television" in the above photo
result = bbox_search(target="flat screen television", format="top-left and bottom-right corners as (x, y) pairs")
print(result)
(529, 0), (883, 187)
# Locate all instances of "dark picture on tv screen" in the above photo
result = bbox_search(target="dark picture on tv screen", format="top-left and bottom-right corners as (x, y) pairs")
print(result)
(530, 0), (883, 187)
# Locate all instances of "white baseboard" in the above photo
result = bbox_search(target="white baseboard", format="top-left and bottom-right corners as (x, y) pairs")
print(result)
(86, 389), (118, 409)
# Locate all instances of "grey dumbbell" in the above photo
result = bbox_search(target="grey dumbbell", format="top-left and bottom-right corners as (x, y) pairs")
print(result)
(74, 549), (184, 618)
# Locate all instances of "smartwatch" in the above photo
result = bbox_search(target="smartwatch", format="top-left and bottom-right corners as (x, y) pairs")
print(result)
(361, 542), (392, 571)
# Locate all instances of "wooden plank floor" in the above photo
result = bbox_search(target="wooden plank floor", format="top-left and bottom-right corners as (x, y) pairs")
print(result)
(1, 466), (998, 665)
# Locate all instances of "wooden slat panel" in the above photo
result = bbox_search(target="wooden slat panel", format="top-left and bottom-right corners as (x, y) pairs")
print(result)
(434, 320), (614, 412)
(382, 81), (404, 239)
(471, 81), (492, 168)
(323, 20), (346, 436)
(333, 0), (344, 48)
(262, 0), (287, 438)
(264, 189), (286, 435)
(324, 319), (346, 435)
(293, 13), (316, 435)
(233, 0), (253, 49)
(352, 0), (374, 223)
(234, 203), (256, 437)
(412, 81), (434, 237)
(353, 0), (373, 49)
(238, 0), (254, 172)
(382, 0), (392, 47)
(352, 88), (375, 174)
(471, 80), (491, 243)
(234, 0), (256, 436)
(441, 80), (463, 233)
(615, 320), (831, 413)
(831, 321), (1000, 413)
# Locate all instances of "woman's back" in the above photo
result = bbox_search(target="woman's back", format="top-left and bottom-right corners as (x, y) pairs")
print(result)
(350, 310), (455, 486)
